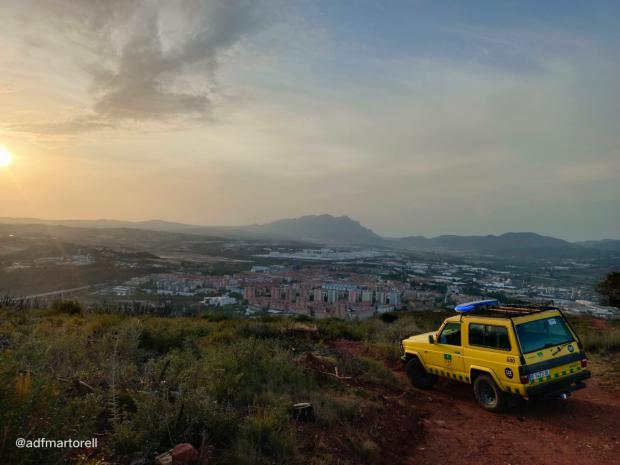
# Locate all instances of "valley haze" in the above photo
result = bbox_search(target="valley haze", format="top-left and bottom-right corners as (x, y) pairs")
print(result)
(1, 214), (619, 259)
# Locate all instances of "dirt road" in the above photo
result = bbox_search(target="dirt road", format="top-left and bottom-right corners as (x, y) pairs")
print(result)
(404, 374), (619, 465)
(334, 341), (620, 465)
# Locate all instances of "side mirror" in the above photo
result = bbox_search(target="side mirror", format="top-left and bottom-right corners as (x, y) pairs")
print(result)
(428, 334), (435, 344)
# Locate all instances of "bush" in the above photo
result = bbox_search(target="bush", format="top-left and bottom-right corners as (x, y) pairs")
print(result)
(199, 338), (313, 406)
(308, 392), (363, 426)
(109, 388), (238, 457)
(366, 342), (403, 366)
(379, 312), (398, 323)
(354, 439), (379, 462)
(51, 299), (83, 316)
(357, 356), (398, 387)
(139, 319), (211, 354)
(234, 409), (295, 465)
(597, 272), (620, 308)
(316, 318), (371, 341)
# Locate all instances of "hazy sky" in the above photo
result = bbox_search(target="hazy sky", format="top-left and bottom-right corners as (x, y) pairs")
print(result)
(1, 0), (619, 240)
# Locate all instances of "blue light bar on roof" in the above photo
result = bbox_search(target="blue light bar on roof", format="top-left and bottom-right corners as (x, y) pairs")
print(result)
(454, 299), (499, 313)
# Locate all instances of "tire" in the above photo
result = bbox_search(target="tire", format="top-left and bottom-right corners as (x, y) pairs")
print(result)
(405, 357), (437, 389)
(473, 374), (507, 413)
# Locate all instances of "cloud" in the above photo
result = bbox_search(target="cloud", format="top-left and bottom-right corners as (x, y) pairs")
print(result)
(0, 83), (14, 94)
(7, 116), (115, 135)
(14, 0), (277, 131)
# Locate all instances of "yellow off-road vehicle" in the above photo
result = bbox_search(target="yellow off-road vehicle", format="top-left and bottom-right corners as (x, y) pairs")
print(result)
(401, 300), (591, 412)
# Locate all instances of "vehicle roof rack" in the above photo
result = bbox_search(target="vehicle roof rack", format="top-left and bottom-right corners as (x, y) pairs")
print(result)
(454, 300), (558, 318)
(498, 303), (557, 312)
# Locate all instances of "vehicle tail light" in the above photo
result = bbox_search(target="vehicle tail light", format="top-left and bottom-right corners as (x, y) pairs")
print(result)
(520, 374), (529, 384)
(581, 359), (588, 368)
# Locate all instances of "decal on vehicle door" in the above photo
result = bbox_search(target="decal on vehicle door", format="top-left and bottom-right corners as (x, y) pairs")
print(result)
(443, 353), (452, 366)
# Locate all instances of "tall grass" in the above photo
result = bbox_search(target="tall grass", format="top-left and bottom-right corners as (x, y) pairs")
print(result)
(579, 331), (620, 352)
(567, 316), (620, 353)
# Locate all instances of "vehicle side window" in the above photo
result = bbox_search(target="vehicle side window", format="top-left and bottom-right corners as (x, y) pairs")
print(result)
(438, 322), (461, 346)
(468, 323), (511, 350)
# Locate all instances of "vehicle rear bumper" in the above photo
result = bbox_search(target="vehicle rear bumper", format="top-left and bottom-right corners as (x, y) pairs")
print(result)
(525, 370), (591, 399)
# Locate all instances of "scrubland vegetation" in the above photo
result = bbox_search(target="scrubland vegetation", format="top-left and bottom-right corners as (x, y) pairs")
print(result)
(1, 305), (618, 465)
(0, 305), (425, 465)
(568, 314), (620, 352)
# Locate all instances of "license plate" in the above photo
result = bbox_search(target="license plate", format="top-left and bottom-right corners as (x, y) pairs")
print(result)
(529, 369), (550, 382)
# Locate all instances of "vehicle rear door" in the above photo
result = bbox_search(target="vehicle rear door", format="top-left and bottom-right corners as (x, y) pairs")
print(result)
(515, 313), (587, 386)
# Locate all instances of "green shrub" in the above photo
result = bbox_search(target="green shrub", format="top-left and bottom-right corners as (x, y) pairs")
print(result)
(109, 388), (238, 457)
(199, 338), (313, 406)
(238, 322), (281, 340)
(309, 392), (363, 426)
(316, 318), (371, 341)
(366, 342), (403, 366)
(357, 356), (398, 387)
(139, 319), (211, 354)
(139, 325), (187, 354)
(379, 312), (398, 323)
(353, 439), (379, 462)
(367, 316), (419, 345)
(51, 299), (83, 316)
(411, 311), (452, 331)
(233, 409), (295, 465)
(201, 311), (235, 322)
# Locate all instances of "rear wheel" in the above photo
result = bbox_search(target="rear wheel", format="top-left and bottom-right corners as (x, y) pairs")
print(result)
(473, 374), (507, 413)
(405, 357), (437, 389)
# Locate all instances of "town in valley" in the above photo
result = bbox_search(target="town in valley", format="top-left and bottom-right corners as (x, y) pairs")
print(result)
(1, 217), (617, 320)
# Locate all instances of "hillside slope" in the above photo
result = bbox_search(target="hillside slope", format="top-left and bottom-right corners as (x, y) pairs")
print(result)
(2, 309), (618, 465)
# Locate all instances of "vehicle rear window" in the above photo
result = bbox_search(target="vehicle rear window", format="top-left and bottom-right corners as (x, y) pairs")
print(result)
(515, 316), (574, 354)
(468, 323), (511, 350)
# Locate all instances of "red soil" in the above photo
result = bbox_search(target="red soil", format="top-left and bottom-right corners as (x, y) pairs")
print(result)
(333, 340), (620, 465)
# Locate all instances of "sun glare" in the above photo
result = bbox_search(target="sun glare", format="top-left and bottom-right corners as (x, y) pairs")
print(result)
(0, 147), (13, 168)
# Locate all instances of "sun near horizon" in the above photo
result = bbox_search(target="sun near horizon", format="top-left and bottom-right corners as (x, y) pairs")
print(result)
(0, 147), (13, 168)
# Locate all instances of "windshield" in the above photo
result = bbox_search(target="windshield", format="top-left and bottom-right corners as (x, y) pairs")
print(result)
(515, 316), (574, 354)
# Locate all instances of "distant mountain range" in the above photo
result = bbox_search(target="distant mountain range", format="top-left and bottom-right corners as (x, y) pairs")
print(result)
(394, 232), (594, 259)
(1, 215), (618, 259)
(575, 239), (620, 252)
